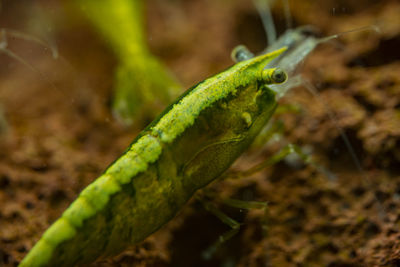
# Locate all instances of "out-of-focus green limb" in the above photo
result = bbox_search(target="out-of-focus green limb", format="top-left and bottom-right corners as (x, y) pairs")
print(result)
(225, 143), (335, 180)
(221, 198), (267, 210)
(197, 195), (268, 260)
(251, 119), (285, 148)
(196, 197), (241, 260)
(76, 0), (182, 125)
(77, 0), (146, 58)
(112, 55), (181, 125)
(251, 104), (301, 148)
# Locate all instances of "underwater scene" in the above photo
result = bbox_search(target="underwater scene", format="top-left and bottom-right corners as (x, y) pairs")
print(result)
(0, 0), (400, 266)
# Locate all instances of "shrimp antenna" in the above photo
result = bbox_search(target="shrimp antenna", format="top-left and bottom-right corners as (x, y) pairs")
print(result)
(318, 25), (381, 44)
(253, 0), (277, 45)
(2, 28), (59, 59)
(0, 29), (62, 96)
(282, 0), (293, 29)
(301, 79), (386, 218)
(301, 80), (364, 174)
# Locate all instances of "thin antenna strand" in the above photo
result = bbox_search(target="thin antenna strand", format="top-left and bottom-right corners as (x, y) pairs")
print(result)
(301, 79), (386, 218)
(318, 25), (381, 44)
(254, 0), (277, 45)
(0, 29), (64, 97)
(283, 0), (293, 29)
(3, 28), (59, 59)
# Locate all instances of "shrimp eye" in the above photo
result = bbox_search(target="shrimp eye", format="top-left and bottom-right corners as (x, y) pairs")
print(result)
(272, 68), (287, 84)
(261, 68), (287, 84)
(231, 45), (254, 62)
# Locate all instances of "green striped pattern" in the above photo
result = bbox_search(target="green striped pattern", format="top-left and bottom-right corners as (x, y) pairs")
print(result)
(19, 47), (286, 267)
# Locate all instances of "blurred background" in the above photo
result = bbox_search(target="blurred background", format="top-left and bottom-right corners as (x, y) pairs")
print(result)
(0, 0), (400, 266)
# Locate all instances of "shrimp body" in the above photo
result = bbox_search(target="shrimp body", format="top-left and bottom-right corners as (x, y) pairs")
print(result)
(19, 47), (287, 267)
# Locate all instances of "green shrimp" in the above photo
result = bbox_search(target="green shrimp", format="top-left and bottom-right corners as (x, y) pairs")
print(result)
(19, 47), (288, 267)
